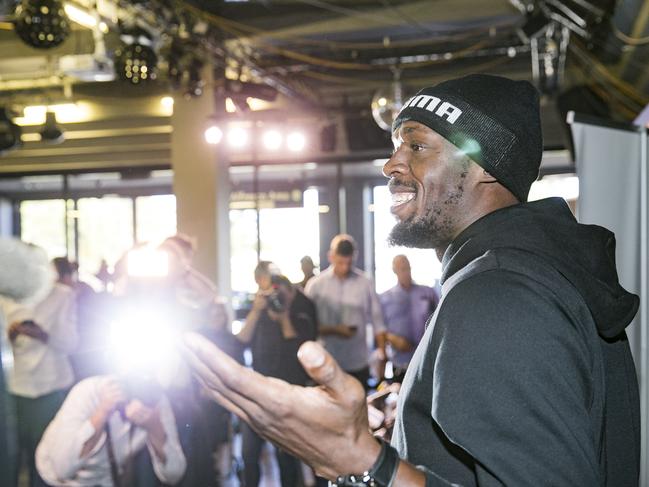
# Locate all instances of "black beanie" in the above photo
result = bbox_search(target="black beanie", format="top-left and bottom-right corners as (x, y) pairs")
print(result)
(392, 74), (543, 202)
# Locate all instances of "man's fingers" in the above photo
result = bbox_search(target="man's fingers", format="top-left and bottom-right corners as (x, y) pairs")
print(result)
(182, 340), (225, 389)
(202, 385), (252, 424)
(182, 332), (270, 418)
(297, 341), (349, 396)
(183, 332), (240, 377)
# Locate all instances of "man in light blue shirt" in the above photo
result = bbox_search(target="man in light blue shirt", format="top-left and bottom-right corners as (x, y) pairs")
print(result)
(305, 234), (386, 390)
(379, 255), (438, 381)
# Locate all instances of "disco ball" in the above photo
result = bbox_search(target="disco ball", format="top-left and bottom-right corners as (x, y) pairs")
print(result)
(13, 0), (70, 49)
(114, 43), (158, 85)
(371, 84), (405, 132)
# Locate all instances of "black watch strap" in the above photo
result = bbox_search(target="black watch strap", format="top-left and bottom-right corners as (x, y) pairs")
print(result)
(332, 440), (400, 487)
(369, 440), (399, 486)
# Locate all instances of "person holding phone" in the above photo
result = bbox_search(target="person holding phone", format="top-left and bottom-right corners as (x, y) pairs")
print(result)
(304, 234), (386, 391)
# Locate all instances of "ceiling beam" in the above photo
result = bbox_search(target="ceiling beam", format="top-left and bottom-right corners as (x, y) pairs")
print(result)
(236, 0), (519, 42)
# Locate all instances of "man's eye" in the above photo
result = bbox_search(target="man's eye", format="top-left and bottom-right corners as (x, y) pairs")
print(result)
(411, 143), (424, 152)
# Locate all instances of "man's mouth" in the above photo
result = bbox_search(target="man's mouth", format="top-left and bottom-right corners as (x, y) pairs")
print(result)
(390, 191), (416, 213)
(388, 179), (418, 215)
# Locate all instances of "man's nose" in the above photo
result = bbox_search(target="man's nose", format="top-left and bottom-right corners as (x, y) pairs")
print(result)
(383, 149), (407, 178)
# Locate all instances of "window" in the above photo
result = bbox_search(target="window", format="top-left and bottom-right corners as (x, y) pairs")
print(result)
(230, 208), (260, 293)
(259, 188), (320, 283)
(20, 199), (67, 259)
(230, 188), (320, 292)
(77, 196), (134, 275)
(135, 194), (177, 244)
(528, 174), (579, 203)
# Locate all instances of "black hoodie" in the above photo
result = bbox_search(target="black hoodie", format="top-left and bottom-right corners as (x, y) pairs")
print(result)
(392, 198), (640, 487)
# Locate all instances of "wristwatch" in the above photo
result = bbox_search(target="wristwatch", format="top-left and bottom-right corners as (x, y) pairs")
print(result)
(331, 440), (400, 487)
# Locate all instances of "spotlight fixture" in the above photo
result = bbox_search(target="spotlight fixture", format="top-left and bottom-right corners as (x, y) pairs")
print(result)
(227, 127), (249, 149)
(204, 126), (223, 145)
(13, 0), (70, 49)
(287, 131), (306, 152)
(225, 79), (278, 102)
(0, 108), (22, 155)
(39, 111), (65, 144)
(262, 130), (282, 151)
(114, 42), (157, 85)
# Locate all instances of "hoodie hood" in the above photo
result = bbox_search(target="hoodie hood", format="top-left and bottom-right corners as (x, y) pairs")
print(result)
(441, 197), (639, 339)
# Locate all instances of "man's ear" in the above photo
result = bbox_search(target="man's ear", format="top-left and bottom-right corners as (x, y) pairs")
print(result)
(478, 168), (498, 183)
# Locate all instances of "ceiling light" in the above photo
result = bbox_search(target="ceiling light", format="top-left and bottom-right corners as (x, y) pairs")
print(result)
(63, 3), (96, 28)
(114, 42), (157, 85)
(13, 0), (70, 49)
(15, 103), (86, 126)
(0, 108), (22, 155)
(262, 130), (282, 151)
(160, 96), (174, 115)
(39, 111), (65, 144)
(204, 126), (223, 145)
(227, 127), (249, 149)
(225, 80), (278, 102)
(225, 98), (237, 113)
(247, 97), (271, 111)
(287, 131), (306, 152)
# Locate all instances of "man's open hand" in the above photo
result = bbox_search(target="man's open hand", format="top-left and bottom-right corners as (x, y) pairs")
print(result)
(182, 332), (381, 480)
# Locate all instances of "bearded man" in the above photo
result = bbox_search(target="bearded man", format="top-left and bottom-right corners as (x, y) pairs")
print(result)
(182, 74), (639, 487)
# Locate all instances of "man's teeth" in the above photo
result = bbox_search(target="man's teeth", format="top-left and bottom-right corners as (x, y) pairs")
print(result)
(391, 193), (416, 205)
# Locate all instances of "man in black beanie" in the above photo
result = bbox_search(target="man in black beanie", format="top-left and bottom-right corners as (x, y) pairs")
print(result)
(182, 74), (640, 486)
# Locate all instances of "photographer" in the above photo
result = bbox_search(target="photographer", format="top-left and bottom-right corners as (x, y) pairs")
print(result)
(35, 375), (186, 486)
(236, 266), (317, 487)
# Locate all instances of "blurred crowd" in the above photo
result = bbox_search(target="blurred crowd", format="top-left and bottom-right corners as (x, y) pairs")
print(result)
(0, 232), (439, 487)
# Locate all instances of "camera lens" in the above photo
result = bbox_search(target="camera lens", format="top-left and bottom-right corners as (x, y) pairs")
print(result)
(267, 291), (284, 312)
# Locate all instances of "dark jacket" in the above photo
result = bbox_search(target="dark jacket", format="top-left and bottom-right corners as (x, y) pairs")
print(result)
(392, 197), (640, 486)
(251, 290), (318, 385)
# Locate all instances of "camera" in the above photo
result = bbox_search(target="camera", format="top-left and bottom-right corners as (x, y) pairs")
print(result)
(121, 375), (164, 407)
(266, 287), (285, 313)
